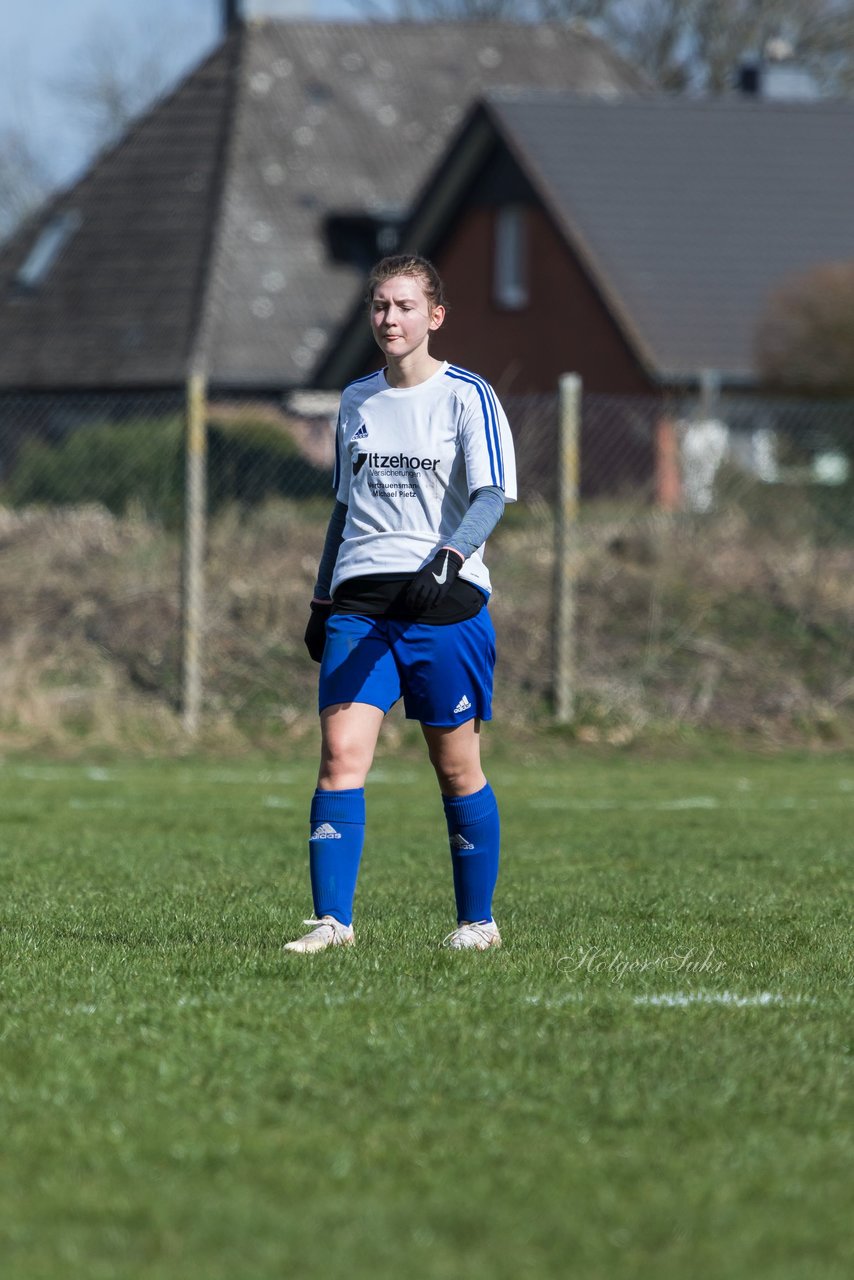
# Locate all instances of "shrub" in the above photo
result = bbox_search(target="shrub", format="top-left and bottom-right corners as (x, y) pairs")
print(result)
(5, 418), (185, 524)
(207, 417), (330, 506)
(3, 415), (330, 524)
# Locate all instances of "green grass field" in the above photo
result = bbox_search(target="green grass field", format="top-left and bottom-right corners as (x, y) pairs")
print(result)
(1, 748), (852, 1279)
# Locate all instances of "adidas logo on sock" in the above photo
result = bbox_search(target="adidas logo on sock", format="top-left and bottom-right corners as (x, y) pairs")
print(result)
(453, 694), (472, 714)
(353, 423), (368, 439)
(311, 822), (342, 840)
(450, 833), (475, 850)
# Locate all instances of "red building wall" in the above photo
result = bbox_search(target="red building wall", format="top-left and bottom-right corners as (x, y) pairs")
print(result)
(354, 201), (663, 497)
(427, 205), (654, 397)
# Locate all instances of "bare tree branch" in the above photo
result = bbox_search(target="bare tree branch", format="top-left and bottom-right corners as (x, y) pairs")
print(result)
(50, 15), (193, 152)
(350, 0), (854, 93)
(362, 0), (608, 19)
(0, 128), (52, 242)
(605, 0), (695, 91)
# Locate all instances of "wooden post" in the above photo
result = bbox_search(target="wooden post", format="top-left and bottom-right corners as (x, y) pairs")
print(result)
(182, 371), (207, 736)
(554, 373), (581, 724)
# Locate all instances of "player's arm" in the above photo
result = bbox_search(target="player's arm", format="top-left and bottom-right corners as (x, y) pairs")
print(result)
(407, 377), (513, 614)
(304, 499), (347, 662)
(305, 403), (350, 662)
(405, 486), (505, 611)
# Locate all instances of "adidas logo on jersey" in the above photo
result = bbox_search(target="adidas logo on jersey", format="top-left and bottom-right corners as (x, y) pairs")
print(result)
(449, 833), (475, 851)
(453, 695), (472, 714)
(311, 823), (342, 840)
(353, 423), (368, 439)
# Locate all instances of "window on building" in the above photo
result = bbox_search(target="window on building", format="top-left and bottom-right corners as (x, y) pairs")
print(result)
(15, 210), (82, 290)
(493, 205), (528, 310)
(323, 212), (403, 271)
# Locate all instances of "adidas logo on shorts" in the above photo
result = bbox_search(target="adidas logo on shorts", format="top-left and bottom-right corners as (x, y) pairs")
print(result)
(311, 822), (342, 840)
(449, 833), (475, 850)
(453, 694), (472, 714)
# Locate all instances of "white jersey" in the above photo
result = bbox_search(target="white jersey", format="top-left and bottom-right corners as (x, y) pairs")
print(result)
(331, 361), (517, 597)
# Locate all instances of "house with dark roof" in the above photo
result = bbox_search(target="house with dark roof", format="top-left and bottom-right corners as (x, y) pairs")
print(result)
(319, 90), (854, 400)
(0, 19), (645, 398)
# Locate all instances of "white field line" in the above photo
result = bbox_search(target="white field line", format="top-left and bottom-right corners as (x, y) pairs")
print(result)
(9, 764), (116, 783)
(179, 769), (301, 785)
(69, 798), (131, 810)
(8, 765), (110, 782)
(534, 795), (851, 811)
(367, 768), (422, 784)
(536, 796), (718, 810)
(32, 791), (854, 814)
(523, 991), (814, 1009)
(7, 767), (853, 806)
(633, 991), (815, 1008)
(523, 993), (586, 1008)
(69, 796), (295, 811)
(4, 766), (300, 785)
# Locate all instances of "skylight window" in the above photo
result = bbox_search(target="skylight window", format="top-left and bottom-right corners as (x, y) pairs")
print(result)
(15, 210), (82, 289)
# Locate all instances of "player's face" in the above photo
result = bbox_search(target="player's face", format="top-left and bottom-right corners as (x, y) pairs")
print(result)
(369, 275), (445, 361)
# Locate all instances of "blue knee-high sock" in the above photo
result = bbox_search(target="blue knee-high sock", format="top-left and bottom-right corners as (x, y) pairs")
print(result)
(309, 788), (365, 927)
(442, 782), (500, 924)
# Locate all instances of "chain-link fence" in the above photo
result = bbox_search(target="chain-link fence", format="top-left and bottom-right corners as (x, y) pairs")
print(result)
(2, 381), (853, 747)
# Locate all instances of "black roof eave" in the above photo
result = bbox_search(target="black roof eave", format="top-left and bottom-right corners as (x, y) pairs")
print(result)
(311, 97), (670, 392)
(653, 369), (758, 392)
(311, 108), (502, 390)
(480, 96), (664, 383)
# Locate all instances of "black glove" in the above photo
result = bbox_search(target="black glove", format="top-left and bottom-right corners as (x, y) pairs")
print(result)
(304, 600), (332, 663)
(405, 548), (464, 613)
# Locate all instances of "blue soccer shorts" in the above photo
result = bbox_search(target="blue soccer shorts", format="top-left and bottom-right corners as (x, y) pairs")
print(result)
(318, 610), (496, 726)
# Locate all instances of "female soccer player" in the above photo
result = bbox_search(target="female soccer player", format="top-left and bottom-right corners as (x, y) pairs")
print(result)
(284, 255), (516, 953)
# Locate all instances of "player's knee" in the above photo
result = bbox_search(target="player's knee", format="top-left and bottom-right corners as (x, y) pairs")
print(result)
(320, 737), (371, 788)
(432, 759), (482, 796)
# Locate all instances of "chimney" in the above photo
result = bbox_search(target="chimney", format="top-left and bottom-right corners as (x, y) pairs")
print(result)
(224, 0), (242, 34)
(737, 55), (761, 96)
(737, 41), (821, 100)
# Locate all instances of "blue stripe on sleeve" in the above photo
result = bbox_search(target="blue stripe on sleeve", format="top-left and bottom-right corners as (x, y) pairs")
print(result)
(446, 366), (504, 488)
(480, 377), (505, 489)
(333, 416), (341, 491)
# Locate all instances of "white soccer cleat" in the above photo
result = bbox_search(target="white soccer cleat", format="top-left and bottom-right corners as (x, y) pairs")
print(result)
(283, 915), (355, 954)
(442, 920), (502, 951)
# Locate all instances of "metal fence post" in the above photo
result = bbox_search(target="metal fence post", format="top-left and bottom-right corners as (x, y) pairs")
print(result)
(182, 370), (207, 735)
(554, 373), (581, 724)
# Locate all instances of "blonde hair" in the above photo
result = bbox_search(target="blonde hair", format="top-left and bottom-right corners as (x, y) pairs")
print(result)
(366, 255), (446, 312)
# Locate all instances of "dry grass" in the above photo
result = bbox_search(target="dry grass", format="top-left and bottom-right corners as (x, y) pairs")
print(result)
(2, 496), (853, 753)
